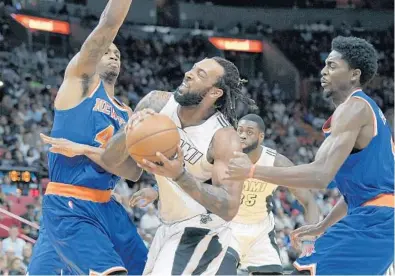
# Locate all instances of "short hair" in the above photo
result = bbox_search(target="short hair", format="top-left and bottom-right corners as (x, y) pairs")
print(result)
(240, 114), (265, 132)
(331, 36), (378, 86)
(211, 57), (258, 127)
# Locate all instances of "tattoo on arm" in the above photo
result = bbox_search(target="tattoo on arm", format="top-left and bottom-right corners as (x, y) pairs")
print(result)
(102, 91), (170, 167)
(175, 171), (232, 220)
(135, 91), (172, 112)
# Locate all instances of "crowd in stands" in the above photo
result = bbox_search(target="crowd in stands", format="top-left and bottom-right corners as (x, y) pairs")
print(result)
(181, 0), (393, 9)
(0, 5), (393, 272)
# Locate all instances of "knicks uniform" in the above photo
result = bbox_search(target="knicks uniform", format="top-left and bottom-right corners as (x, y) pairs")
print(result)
(28, 81), (147, 275)
(294, 90), (394, 275)
(143, 95), (232, 275)
(225, 146), (283, 274)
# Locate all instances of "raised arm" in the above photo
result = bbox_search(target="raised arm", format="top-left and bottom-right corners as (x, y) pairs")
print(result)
(273, 153), (320, 224)
(55, 0), (133, 109)
(173, 128), (244, 221)
(101, 91), (172, 168)
(228, 98), (372, 189)
(67, 0), (131, 78)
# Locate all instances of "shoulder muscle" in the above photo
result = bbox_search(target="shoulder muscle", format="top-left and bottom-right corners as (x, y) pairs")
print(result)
(212, 127), (242, 162)
(331, 97), (371, 134)
(135, 90), (172, 112)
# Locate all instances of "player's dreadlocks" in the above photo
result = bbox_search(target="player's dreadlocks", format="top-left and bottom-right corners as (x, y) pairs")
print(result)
(212, 57), (258, 128)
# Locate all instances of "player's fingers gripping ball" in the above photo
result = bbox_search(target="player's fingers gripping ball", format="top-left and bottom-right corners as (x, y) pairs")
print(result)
(126, 113), (180, 165)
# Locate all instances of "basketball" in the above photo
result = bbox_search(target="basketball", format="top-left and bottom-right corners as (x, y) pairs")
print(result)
(126, 114), (180, 164)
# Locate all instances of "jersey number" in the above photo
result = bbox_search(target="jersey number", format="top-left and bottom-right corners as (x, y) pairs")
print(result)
(95, 125), (115, 148)
(240, 193), (257, 207)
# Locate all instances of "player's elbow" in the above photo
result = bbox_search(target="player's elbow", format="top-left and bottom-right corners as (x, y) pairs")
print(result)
(311, 161), (334, 189)
(101, 151), (123, 169)
(221, 203), (239, 222)
(221, 213), (236, 222)
(127, 168), (143, 182)
(316, 172), (333, 189)
(101, 151), (114, 167)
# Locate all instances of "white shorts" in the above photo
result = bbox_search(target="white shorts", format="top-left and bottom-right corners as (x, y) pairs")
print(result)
(229, 213), (283, 274)
(143, 214), (231, 275)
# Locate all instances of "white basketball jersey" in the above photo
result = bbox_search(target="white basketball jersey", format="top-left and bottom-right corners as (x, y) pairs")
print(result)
(157, 95), (231, 223)
(232, 146), (278, 224)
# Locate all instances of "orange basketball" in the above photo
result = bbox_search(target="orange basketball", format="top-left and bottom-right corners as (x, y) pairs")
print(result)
(126, 114), (180, 164)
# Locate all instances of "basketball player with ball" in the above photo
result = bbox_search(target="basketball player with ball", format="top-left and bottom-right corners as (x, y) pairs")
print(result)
(43, 57), (257, 275)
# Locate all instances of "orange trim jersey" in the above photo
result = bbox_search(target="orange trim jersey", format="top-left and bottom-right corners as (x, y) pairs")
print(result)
(48, 81), (130, 190)
(323, 90), (393, 209)
(294, 90), (394, 275)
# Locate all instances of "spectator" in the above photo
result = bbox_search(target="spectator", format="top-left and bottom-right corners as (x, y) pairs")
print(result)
(22, 243), (32, 268)
(21, 205), (37, 223)
(2, 226), (26, 259)
(8, 257), (25, 275)
(277, 238), (291, 268)
(139, 204), (161, 237)
(275, 208), (295, 230)
(0, 255), (6, 274)
(21, 205), (39, 239)
(1, 176), (17, 196)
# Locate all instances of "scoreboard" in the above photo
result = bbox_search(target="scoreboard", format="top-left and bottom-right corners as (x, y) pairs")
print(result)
(0, 166), (41, 197)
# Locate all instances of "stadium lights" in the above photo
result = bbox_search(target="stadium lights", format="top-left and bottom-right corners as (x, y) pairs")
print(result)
(209, 37), (263, 53)
(11, 13), (70, 35)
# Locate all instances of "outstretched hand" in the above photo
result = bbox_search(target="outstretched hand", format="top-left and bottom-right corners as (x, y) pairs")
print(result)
(138, 146), (185, 180)
(40, 133), (87, 157)
(290, 223), (324, 251)
(225, 151), (253, 181)
(129, 187), (159, 208)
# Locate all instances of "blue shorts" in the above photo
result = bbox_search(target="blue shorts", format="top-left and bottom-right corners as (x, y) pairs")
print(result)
(294, 206), (394, 275)
(28, 186), (147, 275)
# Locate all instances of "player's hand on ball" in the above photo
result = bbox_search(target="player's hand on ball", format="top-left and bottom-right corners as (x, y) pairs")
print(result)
(138, 146), (185, 179)
(40, 133), (86, 157)
(129, 187), (159, 208)
(290, 223), (324, 250)
(125, 108), (156, 133)
(225, 151), (253, 181)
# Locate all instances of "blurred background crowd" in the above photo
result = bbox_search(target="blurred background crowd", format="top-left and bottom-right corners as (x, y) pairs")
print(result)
(0, 0), (393, 273)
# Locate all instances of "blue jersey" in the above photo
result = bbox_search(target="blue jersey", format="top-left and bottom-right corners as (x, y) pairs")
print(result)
(48, 81), (130, 190)
(322, 90), (394, 209)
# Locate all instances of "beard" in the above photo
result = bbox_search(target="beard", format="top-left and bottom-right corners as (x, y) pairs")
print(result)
(174, 87), (208, 107)
(242, 140), (259, 154)
(322, 88), (333, 99)
(100, 69), (119, 84)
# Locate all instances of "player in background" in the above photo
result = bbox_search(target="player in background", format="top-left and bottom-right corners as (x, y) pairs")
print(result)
(225, 36), (394, 275)
(216, 114), (320, 275)
(28, 1), (148, 274)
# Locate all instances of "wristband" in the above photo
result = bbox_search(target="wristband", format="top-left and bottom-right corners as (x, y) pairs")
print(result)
(248, 164), (256, 179)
